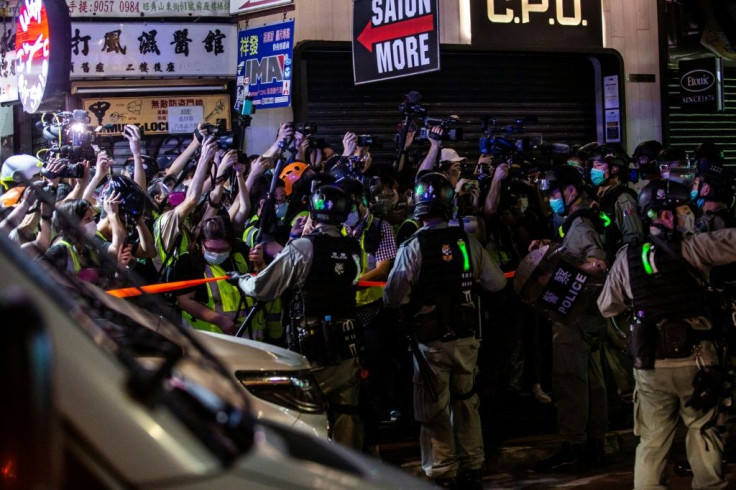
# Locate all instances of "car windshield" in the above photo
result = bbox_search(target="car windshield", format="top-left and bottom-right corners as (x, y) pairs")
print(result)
(0, 231), (255, 465)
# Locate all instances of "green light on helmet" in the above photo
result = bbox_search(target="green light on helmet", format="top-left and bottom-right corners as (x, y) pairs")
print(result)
(314, 198), (326, 210)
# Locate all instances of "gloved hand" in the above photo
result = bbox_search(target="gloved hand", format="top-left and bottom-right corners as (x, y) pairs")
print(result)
(686, 366), (725, 412)
(226, 271), (244, 285)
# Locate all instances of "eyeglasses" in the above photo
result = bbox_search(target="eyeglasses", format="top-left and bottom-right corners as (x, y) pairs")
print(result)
(202, 243), (231, 254)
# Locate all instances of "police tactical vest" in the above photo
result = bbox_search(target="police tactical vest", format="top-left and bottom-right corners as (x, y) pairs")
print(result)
(414, 226), (475, 307)
(301, 233), (360, 319)
(626, 240), (708, 323)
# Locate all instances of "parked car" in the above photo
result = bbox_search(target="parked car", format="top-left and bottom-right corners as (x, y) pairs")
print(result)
(0, 233), (428, 489)
(191, 330), (329, 439)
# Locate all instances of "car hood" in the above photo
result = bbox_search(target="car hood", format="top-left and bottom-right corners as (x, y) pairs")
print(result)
(191, 331), (311, 371)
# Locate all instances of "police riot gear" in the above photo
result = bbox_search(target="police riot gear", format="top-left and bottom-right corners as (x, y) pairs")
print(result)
(414, 172), (454, 218)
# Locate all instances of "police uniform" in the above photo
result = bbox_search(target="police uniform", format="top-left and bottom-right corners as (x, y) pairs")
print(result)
(236, 224), (364, 449)
(384, 221), (507, 481)
(552, 208), (611, 453)
(598, 227), (736, 489)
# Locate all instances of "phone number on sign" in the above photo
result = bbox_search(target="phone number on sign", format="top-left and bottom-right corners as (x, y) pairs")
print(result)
(91, 0), (140, 13)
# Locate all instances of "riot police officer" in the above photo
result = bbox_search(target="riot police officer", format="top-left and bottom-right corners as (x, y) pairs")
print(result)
(533, 165), (610, 472)
(383, 172), (507, 489)
(230, 184), (364, 449)
(597, 179), (736, 489)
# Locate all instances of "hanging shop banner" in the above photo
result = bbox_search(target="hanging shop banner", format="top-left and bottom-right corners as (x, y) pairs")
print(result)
(678, 57), (724, 113)
(235, 19), (294, 110)
(230, 0), (292, 16)
(15, 0), (71, 113)
(66, 0), (230, 17)
(470, 0), (602, 50)
(352, 0), (440, 85)
(70, 22), (236, 79)
(0, 50), (18, 104)
(82, 94), (231, 135)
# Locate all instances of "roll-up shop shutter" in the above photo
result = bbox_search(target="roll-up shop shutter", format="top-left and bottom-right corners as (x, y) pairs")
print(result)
(665, 67), (736, 167)
(294, 43), (600, 166)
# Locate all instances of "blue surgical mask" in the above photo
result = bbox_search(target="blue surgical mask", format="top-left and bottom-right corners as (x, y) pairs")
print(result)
(549, 197), (565, 215)
(690, 189), (698, 201)
(344, 208), (360, 227)
(275, 202), (288, 219)
(204, 250), (229, 265)
(590, 168), (607, 186)
(696, 198), (706, 209)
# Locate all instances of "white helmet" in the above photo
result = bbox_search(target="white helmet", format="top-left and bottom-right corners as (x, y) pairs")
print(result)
(1, 154), (43, 188)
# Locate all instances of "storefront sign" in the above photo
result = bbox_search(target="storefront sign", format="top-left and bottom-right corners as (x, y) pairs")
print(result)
(235, 19), (294, 110)
(352, 0), (440, 85)
(230, 0), (292, 15)
(82, 94), (231, 135)
(678, 57), (723, 113)
(67, 0), (230, 17)
(70, 22), (236, 78)
(470, 0), (602, 50)
(15, 0), (71, 113)
(0, 49), (18, 104)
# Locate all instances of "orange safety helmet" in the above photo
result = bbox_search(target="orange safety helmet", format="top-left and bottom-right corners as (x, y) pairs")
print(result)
(0, 185), (26, 207)
(279, 162), (308, 196)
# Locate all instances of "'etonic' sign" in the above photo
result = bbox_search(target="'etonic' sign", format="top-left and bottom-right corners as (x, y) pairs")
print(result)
(352, 0), (440, 85)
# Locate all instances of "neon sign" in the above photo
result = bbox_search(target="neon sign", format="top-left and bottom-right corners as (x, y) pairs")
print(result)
(14, 0), (70, 113)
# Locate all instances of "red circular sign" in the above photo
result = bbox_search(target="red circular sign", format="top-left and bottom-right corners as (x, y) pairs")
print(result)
(15, 0), (51, 113)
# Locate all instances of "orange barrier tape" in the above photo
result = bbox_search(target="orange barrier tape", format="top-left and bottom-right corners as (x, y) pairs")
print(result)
(107, 276), (229, 298)
(108, 270), (517, 298)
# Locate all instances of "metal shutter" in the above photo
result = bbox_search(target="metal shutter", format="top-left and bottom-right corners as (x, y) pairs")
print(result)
(294, 43), (600, 166)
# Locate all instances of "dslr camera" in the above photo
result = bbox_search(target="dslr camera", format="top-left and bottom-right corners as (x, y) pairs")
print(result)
(202, 121), (235, 150)
(287, 121), (319, 148)
(420, 115), (463, 142)
(357, 135), (377, 147)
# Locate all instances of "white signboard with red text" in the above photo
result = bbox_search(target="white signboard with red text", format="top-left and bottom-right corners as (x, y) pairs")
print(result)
(70, 22), (236, 79)
(66, 0), (230, 18)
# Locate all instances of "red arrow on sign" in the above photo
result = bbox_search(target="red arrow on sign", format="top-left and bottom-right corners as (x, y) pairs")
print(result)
(357, 14), (434, 53)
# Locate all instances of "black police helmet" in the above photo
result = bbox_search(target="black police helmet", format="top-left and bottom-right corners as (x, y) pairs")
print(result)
(632, 140), (663, 163)
(123, 155), (160, 183)
(698, 161), (734, 201)
(637, 179), (690, 218)
(414, 172), (454, 218)
(538, 164), (584, 195)
(99, 175), (146, 228)
(309, 184), (350, 225)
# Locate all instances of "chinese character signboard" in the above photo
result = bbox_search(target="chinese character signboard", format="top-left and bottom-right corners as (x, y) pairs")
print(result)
(70, 23), (235, 78)
(15, 0), (71, 113)
(0, 49), (18, 104)
(470, 0), (602, 51)
(352, 0), (439, 85)
(678, 57), (724, 113)
(82, 94), (230, 135)
(67, 0), (230, 18)
(235, 19), (294, 110)
(230, 0), (292, 15)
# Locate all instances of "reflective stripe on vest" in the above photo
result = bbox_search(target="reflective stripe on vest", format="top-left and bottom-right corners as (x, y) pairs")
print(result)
(57, 239), (82, 274)
(182, 252), (283, 340)
(153, 215), (190, 267)
(343, 214), (384, 307)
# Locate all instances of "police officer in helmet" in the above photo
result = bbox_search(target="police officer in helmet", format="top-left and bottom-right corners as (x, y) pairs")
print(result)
(230, 184), (364, 449)
(384, 172), (506, 489)
(597, 179), (736, 489)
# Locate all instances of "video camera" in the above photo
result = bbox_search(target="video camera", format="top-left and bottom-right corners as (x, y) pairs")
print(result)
(479, 116), (540, 162)
(36, 110), (102, 177)
(419, 115), (463, 142)
(357, 134), (377, 147)
(399, 91), (427, 117)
